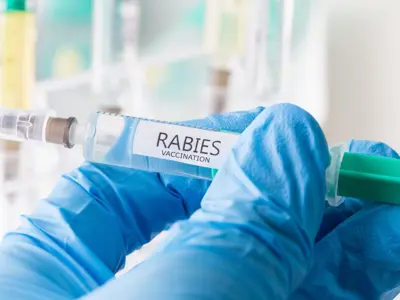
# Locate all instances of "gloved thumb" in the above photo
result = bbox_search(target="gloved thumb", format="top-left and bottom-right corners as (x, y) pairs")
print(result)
(100, 104), (331, 300)
(193, 103), (330, 298)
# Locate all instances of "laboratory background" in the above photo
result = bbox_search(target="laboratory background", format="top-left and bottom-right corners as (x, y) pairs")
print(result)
(0, 0), (399, 282)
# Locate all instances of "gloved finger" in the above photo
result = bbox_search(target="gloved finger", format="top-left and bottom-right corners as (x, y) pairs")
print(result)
(293, 199), (400, 299)
(100, 107), (265, 216)
(44, 108), (263, 275)
(159, 109), (266, 214)
(100, 104), (330, 300)
(316, 140), (399, 242)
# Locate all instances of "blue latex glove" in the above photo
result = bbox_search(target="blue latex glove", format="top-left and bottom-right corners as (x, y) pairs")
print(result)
(0, 103), (399, 300)
(82, 103), (331, 300)
(292, 140), (400, 300)
(0, 107), (262, 299)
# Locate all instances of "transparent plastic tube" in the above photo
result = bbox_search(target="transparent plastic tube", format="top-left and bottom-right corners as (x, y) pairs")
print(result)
(325, 143), (348, 207)
(0, 110), (52, 143)
(0, 110), (348, 205)
(81, 114), (347, 204)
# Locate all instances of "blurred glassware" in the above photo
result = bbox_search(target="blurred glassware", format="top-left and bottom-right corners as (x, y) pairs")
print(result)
(203, 0), (248, 68)
(203, 0), (250, 113)
(116, 0), (140, 114)
(241, 0), (318, 101)
(0, 0), (37, 205)
(137, 0), (205, 59)
(1, 0), (36, 109)
(35, 0), (92, 80)
(92, 0), (124, 113)
(131, 54), (210, 121)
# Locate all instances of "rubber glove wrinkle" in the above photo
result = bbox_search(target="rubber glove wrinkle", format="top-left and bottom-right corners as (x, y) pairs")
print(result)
(293, 140), (400, 300)
(160, 107), (266, 214)
(130, 104), (331, 300)
(200, 105), (329, 293)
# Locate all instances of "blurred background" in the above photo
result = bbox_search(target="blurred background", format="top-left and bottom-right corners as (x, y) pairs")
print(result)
(0, 0), (397, 277)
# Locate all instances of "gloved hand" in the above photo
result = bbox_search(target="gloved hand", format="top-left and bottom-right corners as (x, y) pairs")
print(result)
(1, 103), (400, 300)
(292, 140), (400, 300)
(82, 103), (331, 299)
(84, 105), (400, 300)
(0, 107), (263, 299)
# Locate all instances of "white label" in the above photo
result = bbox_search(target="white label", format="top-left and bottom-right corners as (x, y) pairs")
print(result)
(132, 120), (239, 169)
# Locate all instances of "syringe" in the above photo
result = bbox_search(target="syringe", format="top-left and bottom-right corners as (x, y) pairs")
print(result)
(0, 109), (399, 208)
(0, 110), (239, 180)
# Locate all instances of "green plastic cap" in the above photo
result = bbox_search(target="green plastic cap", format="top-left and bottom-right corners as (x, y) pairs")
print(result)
(338, 152), (400, 205)
(6, 0), (26, 11)
(211, 168), (218, 178)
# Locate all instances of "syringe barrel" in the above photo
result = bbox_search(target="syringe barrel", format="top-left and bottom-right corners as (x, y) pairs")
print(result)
(0, 110), (348, 206)
(0, 109), (51, 142)
(81, 112), (348, 207)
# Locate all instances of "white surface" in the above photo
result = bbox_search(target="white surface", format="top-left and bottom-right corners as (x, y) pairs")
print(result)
(325, 1), (400, 298)
(0, 143), (83, 237)
(324, 0), (400, 149)
(228, 0), (328, 125)
(272, 0), (327, 125)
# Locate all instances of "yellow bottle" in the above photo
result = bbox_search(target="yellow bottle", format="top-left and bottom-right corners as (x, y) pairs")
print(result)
(0, 2), (36, 186)
(1, 6), (36, 109)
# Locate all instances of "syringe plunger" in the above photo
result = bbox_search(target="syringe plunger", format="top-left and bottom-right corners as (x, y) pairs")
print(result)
(45, 117), (77, 149)
(0, 110), (77, 148)
(0, 110), (49, 142)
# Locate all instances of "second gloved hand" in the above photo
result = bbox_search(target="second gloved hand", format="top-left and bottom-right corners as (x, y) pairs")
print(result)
(293, 141), (400, 300)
